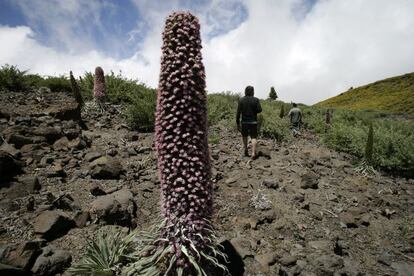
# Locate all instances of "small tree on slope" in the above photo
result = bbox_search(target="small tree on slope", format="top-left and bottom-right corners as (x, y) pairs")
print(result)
(268, 86), (278, 100)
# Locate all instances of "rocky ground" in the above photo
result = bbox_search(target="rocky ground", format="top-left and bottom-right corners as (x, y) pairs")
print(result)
(0, 90), (413, 276)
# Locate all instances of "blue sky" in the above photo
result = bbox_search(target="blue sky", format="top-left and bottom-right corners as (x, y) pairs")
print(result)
(0, 0), (413, 104)
(0, 0), (251, 58)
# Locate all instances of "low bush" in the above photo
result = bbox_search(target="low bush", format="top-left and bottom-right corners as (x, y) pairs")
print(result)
(0, 64), (30, 92)
(307, 107), (414, 177)
(40, 76), (71, 92)
(125, 89), (156, 132)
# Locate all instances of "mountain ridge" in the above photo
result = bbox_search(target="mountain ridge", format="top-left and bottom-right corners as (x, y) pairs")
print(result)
(316, 72), (414, 115)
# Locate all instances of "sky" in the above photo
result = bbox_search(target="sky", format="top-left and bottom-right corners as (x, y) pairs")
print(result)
(0, 0), (413, 104)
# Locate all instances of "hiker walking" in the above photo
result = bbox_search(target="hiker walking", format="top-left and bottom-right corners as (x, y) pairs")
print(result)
(236, 85), (262, 159)
(288, 103), (302, 136)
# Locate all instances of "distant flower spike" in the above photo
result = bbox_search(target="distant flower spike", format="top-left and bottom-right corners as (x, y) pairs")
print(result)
(93, 66), (106, 100)
(70, 71), (83, 107)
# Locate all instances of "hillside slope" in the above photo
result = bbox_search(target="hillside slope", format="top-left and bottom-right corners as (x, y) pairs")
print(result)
(316, 72), (414, 115)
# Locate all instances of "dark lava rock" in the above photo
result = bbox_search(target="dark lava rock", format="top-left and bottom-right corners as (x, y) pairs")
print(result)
(33, 210), (75, 241)
(391, 261), (414, 276)
(73, 211), (90, 228)
(300, 172), (319, 189)
(51, 194), (81, 211)
(0, 142), (21, 158)
(279, 254), (297, 267)
(31, 246), (71, 276)
(31, 127), (62, 144)
(84, 151), (102, 162)
(8, 134), (42, 149)
(125, 132), (139, 141)
(0, 263), (27, 276)
(0, 150), (23, 182)
(90, 183), (107, 196)
(339, 212), (358, 228)
(89, 189), (136, 226)
(309, 254), (344, 275)
(46, 163), (65, 178)
(262, 179), (279, 189)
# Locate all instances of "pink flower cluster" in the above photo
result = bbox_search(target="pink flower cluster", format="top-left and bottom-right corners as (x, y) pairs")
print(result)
(155, 11), (211, 266)
(93, 66), (106, 99)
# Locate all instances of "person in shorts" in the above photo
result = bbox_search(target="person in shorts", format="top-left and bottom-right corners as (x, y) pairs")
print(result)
(288, 103), (302, 136)
(236, 86), (262, 159)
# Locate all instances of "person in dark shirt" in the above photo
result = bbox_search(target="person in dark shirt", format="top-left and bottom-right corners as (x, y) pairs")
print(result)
(236, 86), (262, 159)
(288, 103), (302, 136)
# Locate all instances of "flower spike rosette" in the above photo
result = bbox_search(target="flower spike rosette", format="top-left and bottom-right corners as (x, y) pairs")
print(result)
(125, 11), (228, 276)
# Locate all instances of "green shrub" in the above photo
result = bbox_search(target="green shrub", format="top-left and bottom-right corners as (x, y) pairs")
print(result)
(0, 64), (29, 91)
(258, 101), (291, 141)
(307, 107), (414, 176)
(126, 89), (156, 132)
(207, 92), (240, 126)
(78, 72), (94, 100)
(40, 76), (71, 92)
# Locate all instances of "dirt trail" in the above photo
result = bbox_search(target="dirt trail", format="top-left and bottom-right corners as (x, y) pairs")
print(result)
(0, 92), (413, 275)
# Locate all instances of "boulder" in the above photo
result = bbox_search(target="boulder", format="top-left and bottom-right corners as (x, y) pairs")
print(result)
(33, 210), (75, 240)
(90, 156), (123, 179)
(255, 252), (278, 269)
(17, 176), (41, 193)
(89, 189), (136, 226)
(0, 150), (23, 182)
(230, 237), (254, 259)
(52, 137), (69, 151)
(31, 246), (71, 276)
(0, 240), (45, 271)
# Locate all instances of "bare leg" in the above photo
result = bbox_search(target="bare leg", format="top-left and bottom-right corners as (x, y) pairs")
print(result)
(242, 136), (248, 156)
(251, 138), (257, 159)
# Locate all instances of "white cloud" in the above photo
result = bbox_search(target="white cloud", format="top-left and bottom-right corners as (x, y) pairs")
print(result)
(1, 0), (414, 104)
(203, 0), (414, 103)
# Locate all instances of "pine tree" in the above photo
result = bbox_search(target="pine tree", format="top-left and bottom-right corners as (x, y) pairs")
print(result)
(268, 86), (278, 100)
